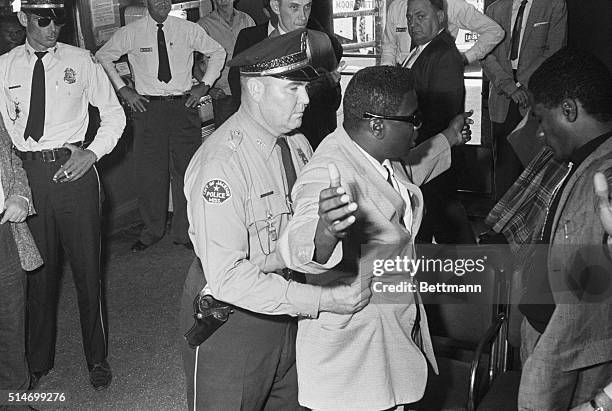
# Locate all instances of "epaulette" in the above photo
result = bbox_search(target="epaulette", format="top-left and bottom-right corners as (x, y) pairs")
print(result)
(226, 129), (244, 151)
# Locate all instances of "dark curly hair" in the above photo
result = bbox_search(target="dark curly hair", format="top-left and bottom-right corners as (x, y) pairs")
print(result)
(529, 48), (612, 123)
(343, 66), (415, 127)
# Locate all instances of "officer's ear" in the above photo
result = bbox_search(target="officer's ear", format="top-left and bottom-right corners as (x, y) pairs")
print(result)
(369, 118), (385, 140)
(246, 78), (265, 103)
(18, 11), (29, 28)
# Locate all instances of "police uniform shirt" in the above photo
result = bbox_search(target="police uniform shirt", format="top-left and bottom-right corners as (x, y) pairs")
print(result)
(96, 14), (226, 96)
(198, 9), (255, 95)
(184, 107), (321, 318)
(0, 42), (126, 159)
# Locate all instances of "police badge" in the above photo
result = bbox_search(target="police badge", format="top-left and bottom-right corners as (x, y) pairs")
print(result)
(64, 68), (76, 84)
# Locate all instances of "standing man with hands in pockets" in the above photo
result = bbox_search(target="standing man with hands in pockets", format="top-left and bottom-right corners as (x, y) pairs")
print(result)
(0, 0), (125, 390)
(96, 0), (226, 252)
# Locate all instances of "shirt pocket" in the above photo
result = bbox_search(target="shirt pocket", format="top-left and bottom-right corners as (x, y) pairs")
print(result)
(247, 193), (291, 257)
(50, 79), (85, 122)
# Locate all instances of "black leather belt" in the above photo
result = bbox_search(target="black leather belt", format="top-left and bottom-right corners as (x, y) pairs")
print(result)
(146, 95), (187, 101)
(16, 147), (71, 162)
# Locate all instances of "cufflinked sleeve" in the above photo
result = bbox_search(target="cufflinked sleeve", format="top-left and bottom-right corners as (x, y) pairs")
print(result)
(187, 157), (320, 318)
(450, 0), (504, 63)
(85, 54), (126, 160)
(278, 162), (343, 274)
(191, 22), (226, 86)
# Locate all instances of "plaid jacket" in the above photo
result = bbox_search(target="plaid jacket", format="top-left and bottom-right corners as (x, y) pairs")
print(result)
(485, 147), (571, 263)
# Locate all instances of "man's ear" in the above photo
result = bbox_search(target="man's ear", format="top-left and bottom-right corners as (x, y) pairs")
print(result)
(436, 9), (446, 26)
(369, 118), (385, 140)
(270, 0), (281, 16)
(246, 78), (265, 103)
(18, 11), (28, 29)
(561, 98), (578, 123)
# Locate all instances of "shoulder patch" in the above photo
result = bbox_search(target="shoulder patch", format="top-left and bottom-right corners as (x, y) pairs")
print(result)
(203, 179), (232, 204)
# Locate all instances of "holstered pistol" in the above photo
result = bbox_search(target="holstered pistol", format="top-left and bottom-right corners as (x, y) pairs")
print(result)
(184, 294), (234, 348)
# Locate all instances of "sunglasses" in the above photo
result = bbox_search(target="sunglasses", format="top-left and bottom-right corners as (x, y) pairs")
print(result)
(30, 14), (66, 28)
(362, 111), (422, 129)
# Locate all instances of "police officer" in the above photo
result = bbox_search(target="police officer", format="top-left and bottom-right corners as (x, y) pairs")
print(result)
(180, 30), (371, 410)
(0, 0), (126, 390)
(96, 0), (226, 252)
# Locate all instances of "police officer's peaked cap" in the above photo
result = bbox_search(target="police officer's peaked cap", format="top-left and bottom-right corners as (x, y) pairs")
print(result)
(228, 30), (319, 82)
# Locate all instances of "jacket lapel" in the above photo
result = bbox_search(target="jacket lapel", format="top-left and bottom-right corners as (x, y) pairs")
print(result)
(336, 131), (405, 223)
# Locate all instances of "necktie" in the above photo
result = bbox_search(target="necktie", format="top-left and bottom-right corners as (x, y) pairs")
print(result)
(277, 137), (297, 201)
(157, 23), (172, 83)
(401, 46), (420, 68)
(509, 0), (528, 61)
(23, 51), (47, 142)
(384, 164), (407, 229)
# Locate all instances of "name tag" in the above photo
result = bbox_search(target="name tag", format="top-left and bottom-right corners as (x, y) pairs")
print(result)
(396, 27), (407, 32)
(8, 85), (21, 89)
(140, 47), (153, 52)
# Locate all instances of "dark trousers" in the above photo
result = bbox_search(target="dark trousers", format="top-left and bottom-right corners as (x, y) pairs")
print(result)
(22, 158), (106, 372)
(0, 223), (29, 390)
(492, 100), (525, 201)
(212, 95), (237, 128)
(133, 100), (201, 245)
(180, 260), (301, 411)
(416, 150), (475, 244)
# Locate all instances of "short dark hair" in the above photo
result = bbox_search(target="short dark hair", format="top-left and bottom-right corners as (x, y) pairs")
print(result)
(407, 0), (444, 11)
(529, 48), (612, 123)
(343, 66), (415, 127)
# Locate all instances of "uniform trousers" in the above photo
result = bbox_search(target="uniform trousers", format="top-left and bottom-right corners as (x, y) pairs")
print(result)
(519, 318), (612, 410)
(0, 222), (29, 390)
(22, 157), (107, 372)
(133, 99), (201, 245)
(180, 260), (302, 411)
(492, 100), (525, 201)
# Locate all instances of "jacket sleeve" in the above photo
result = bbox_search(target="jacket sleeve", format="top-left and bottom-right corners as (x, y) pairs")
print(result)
(403, 134), (452, 186)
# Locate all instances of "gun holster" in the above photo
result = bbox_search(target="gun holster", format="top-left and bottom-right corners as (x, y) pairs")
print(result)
(184, 294), (234, 348)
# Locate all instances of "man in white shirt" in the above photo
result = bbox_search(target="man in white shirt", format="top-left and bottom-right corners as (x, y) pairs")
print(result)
(0, 0), (126, 390)
(381, 0), (504, 66)
(96, 0), (225, 252)
(197, 0), (255, 127)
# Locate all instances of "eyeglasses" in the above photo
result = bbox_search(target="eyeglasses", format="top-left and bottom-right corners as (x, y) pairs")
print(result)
(362, 111), (422, 129)
(31, 15), (66, 28)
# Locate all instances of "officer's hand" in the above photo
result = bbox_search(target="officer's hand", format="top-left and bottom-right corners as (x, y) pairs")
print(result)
(319, 276), (373, 315)
(442, 110), (474, 147)
(0, 196), (28, 224)
(511, 87), (530, 109)
(318, 164), (357, 239)
(53, 145), (97, 183)
(594, 172), (612, 236)
(208, 86), (226, 100)
(186, 83), (210, 108)
(118, 86), (149, 113)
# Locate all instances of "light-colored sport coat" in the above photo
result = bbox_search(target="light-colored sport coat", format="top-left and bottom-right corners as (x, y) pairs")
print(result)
(481, 0), (567, 123)
(280, 127), (452, 410)
(0, 114), (42, 271)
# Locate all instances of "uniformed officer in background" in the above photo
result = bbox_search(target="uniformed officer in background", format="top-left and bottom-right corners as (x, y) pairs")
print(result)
(179, 30), (371, 410)
(0, 0), (126, 390)
(96, 0), (226, 252)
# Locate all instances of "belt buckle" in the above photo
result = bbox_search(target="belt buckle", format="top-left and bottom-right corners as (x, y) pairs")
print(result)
(41, 149), (56, 162)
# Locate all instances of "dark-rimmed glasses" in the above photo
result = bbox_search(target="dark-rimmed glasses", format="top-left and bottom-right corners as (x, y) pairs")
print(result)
(363, 111), (422, 129)
(30, 14), (66, 28)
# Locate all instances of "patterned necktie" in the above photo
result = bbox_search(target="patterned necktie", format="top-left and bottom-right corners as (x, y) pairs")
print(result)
(24, 51), (47, 142)
(277, 137), (297, 201)
(157, 23), (172, 83)
(384, 164), (407, 229)
(401, 46), (420, 68)
(509, 0), (528, 61)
